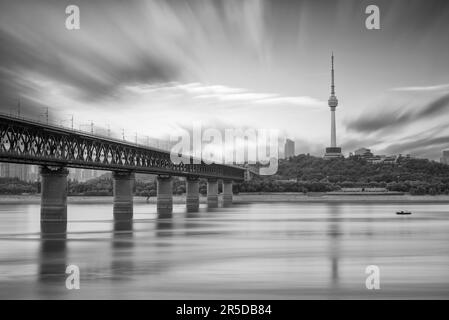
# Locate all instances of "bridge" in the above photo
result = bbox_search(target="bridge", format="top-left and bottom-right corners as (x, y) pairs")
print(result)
(0, 113), (246, 228)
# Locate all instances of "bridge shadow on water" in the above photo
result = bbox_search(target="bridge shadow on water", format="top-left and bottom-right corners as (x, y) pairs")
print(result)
(38, 221), (69, 295)
(36, 203), (235, 295)
(110, 219), (135, 281)
(325, 204), (342, 290)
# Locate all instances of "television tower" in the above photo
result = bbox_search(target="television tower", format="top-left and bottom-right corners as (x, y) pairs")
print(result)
(324, 53), (343, 159)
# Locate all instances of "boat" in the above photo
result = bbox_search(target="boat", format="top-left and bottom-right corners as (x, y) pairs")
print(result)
(396, 210), (412, 215)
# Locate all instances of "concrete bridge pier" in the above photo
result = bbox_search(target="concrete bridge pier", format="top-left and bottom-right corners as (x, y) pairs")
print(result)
(40, 166), (69, 229)
(157, 175), (173, 215)
(186, 176), (200, 212)
(113, 171), (135, 220)
(207, 179), (219, 208)
(222, 180), (233, 207)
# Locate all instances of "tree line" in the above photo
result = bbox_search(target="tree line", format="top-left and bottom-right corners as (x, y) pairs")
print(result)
(238, 155), (449, 195)
(2, 155), (449, 195)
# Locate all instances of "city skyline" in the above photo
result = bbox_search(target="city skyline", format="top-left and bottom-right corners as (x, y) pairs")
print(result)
(0, 0), (449, 160)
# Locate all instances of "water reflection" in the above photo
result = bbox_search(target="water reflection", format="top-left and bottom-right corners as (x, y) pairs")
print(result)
(1, 201), (448, 299)
(155, 215), (174, 239)
(39, 222), (67, 284)
(326, 204), (342, 287)
(111, 219), (134, 280)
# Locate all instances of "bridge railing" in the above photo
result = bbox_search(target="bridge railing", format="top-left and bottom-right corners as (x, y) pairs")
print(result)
(0, 111), (173, 152)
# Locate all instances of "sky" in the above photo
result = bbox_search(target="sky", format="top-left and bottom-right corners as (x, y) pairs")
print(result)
(1, 0), (449, 160)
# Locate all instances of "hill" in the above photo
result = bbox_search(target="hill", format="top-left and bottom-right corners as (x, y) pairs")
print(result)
(238, 155), (449, 195)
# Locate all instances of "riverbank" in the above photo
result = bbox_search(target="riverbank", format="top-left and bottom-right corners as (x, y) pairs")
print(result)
(2, 192), (449, 204)
(234, 192), (449, 203)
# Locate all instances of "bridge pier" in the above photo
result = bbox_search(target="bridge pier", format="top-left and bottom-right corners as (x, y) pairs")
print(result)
(157, 175), (173, 215)
(222, 180), (233, 206)
(207, 179), (218, 208)
(40, 166), (69, 229)
(113, 171), (135, 220)
(186, 176), (200, 212)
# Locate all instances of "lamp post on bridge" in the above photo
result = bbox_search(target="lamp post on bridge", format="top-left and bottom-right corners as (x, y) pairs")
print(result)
(17, 98), (21, 118)
(39, 107), (49, 124)
(59, 114), (74, 129)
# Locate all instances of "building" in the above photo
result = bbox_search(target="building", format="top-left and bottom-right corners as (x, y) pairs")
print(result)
(0, 163), (34, 181)
(324, 53), (343, 159)
(366, 155), (399, 165)
(68, 168), (103, 182)
(441, 149), (449, 165)
(68, 168), (83, 181)
(354, 147), (374, 158)
(284, 139), (295, 159)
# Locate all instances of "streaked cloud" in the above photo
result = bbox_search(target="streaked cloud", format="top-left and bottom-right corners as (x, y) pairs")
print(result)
(173, 83), (325, 106)
(254, 96), (325, 107)
(346, 92), (449, 134)
(390, 83), (449, 92)
(345, 91), (449, 159)
(126, 82), (325, 107)
(1, 0), (449, 160)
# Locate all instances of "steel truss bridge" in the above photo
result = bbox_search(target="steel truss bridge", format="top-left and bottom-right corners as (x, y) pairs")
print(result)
(0, 114), (245, 181)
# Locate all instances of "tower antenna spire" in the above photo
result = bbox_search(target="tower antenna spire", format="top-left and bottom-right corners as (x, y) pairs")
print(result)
(331, 52), (335, 95)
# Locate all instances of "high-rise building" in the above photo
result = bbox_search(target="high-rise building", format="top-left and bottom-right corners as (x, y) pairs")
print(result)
(0, 163), (33, 181)
(68, 168), (82, 181)
(441, 149), (449, 165)
(68, 168), (104, 182)
(284, 139), (295, 159)
(324, 53), (343, 159)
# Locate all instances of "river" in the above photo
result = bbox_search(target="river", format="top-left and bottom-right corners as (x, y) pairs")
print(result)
(0, 201), (448, 299)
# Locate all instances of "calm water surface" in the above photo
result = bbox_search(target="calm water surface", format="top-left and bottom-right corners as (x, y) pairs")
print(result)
(0, 201), (449, 299)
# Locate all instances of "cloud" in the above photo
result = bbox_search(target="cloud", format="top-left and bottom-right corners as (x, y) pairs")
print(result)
(0, 4), (181, 109)
(383, 136), (449, 159)
(2, 0), (448, 161)
(0, 0), (273, 115)
(417, 92), (449, 118)
(125, 81), (325, 109)
(345, 108), (411, 134)
(343, 90), (449, 159)
(168, 82), (325, 107)
(254, 96), (325, 107)
(390, 83), (449, 92)
(197, 92), (278, 101)
(346, 92), (449, 134)
(174, 83), (246, 95)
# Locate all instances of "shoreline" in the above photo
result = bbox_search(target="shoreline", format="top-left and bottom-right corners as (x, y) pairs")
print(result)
(1, 193), (449, 204)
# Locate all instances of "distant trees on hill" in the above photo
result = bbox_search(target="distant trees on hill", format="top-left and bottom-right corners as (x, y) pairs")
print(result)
(1, 155), (449, 195)
(68, 176), (219, 197)
(0, 177), (38, 194)
(238, 154), (449, 195)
